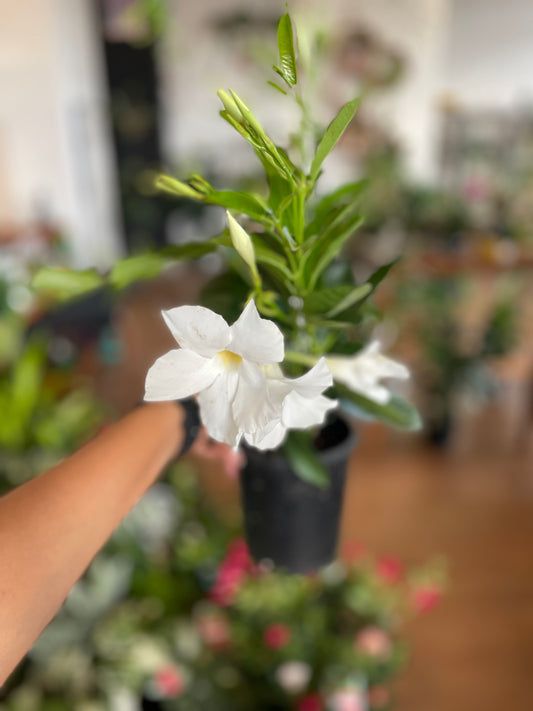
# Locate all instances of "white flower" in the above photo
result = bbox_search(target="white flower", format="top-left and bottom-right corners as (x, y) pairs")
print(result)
(325, 340), (409, 405)
(245, 358), (338, 450)
(275, 660), (311, 694)
(328, 688), (367, 711)
(144, 300), (335, 449)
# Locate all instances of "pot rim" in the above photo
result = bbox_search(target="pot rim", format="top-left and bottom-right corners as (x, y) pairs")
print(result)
(243, 416), (357, 467)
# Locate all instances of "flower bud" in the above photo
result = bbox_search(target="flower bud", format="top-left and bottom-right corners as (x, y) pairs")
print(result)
(226, 211), (260, 285)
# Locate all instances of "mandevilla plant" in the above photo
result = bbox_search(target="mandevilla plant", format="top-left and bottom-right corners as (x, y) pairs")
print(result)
(33, 14), (421, 484)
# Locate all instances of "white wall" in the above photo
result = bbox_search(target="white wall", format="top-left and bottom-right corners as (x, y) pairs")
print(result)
(352, 0), (452, 182)
(159, 0), (533, 184)
(159, 0), (452, 185)
(443, 0), (533, 109)
(0, 0), (123, 267)
(2, 0), (533, 258)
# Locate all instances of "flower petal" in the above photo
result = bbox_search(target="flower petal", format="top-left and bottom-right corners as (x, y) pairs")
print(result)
(372, 354), (410, 380)
(197, 370), (241, 447)
(291, 357), (333, 398)
(229, 300), (284, 364)
(144, 349), (219, 401)
(232, 360), (280, 434)
(326, 342), (409, 404)
(245, 420), (287, 450)
(282, 392), (337, 429)
(355, 341), (410, 380)
(162, 305), (230, 357)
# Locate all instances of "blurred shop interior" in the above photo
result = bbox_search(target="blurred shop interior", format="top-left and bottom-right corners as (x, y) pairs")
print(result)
(1, 1), (533, 710)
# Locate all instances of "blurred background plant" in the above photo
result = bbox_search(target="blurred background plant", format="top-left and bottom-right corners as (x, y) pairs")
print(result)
(389, 274), (519, 445)
(0, 461), (443, 711)
(0, 237), (105, 492)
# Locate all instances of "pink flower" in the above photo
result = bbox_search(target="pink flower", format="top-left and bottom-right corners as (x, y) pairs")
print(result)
(196, 612), (231, 650)
(375, 556), (403, 585)
(297, 693), (324, 711)
(153, 665), (185, 698)
(355, 626), (392, 660)
(263, 623), (292, 649)
(367, 685), (390, 708)
(211, 539), (253, 606)
(463, 177), (489, 202)
(412, 584), (442, 613)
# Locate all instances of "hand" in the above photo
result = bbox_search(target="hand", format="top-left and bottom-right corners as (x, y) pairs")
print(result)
(190, 428), (246, 479)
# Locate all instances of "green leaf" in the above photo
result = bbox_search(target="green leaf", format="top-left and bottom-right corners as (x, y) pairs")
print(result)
(302, 211), (364, 290)
(310, 97), (360, 181)
(109, 253), (170, 290)
(163, 241), (222, 260)
(368, 258), (400, 289)
(204, 190), (269, 222)
(200, 271), (250, 324)
(273, 65), (287, 81)
(313, 180), (367, 223)
(304, 202), (353, 242)
(10, 338), (45, 430)
(252, 241), (293, 281)
(268, 80), (288, 95)
(255, 150), (294, 215)
(310, 213), (363, 285)
(303, 259), (396, 317)
(158, 172), (270, 223)
(304, 285), (361, 316)
(337, 385), (422, 431)
(276, 14), (297, 87)
(321, 261), (356, 288)
(282, 431), (329, 488)
(326, 283), (372, 318)
(32, 267), (105, 300)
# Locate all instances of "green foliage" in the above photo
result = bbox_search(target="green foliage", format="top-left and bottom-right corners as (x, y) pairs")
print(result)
(303, 284), (370, 318)
(200, 270), (251, 324)
(274, 14), (298, 88)
(0, 315), (104, 487)
(337, 386), (422, 431)
(309, 97), (360, 182)
(283, 430), (329, 487)
(109, 253), (172, 290)
(482, 297), (517, 357)
(31, 267), (105, 301)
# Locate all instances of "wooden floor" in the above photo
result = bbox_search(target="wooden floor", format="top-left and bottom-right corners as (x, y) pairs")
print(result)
(341, 428), (533, 711)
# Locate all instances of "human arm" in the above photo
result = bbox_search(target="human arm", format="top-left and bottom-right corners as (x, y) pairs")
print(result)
(0, 401), (184, 686)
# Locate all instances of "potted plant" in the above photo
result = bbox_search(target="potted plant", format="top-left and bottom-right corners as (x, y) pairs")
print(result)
(34, 14), (421, 573)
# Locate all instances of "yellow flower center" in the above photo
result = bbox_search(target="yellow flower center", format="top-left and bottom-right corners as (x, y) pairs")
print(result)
(218, 350), (243, 369)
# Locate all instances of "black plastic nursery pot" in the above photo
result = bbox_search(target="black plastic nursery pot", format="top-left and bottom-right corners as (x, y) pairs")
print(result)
(239, 417), (356, 574)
